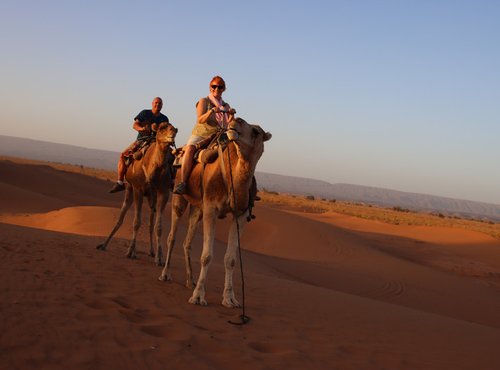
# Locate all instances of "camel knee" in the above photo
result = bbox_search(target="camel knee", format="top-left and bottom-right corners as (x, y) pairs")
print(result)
(224, 251), (237, 266)
(173, 205), (185, 218)
(224, 254), (236, 269)
(201, 254), (212, 267)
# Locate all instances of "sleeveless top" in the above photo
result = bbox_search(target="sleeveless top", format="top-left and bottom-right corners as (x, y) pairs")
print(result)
(191, 97), (230, 137)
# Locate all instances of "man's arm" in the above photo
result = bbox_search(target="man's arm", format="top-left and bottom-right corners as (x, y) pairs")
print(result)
(133, 119), (150, 133)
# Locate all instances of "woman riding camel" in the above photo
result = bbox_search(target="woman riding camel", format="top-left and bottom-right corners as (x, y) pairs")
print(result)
(173, 76), (235, 195)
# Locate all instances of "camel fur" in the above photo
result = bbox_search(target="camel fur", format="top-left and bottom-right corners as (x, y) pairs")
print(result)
(159, 117), (271, 308)
(97, 122), (177, 265)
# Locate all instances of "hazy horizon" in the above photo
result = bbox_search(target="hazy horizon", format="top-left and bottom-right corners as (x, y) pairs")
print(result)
(3, 133), (500, 213)
(1, 1), (499, 204)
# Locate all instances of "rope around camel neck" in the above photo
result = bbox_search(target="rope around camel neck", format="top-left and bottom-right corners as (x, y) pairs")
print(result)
(226, 144), (250, 325)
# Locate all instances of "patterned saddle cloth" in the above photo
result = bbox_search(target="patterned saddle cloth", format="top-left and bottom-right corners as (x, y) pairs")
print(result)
(173, 132), (229, 168)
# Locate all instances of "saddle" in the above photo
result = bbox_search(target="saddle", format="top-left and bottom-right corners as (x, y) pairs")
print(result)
(173, 132), (228, 168)
(124, 137), (154, 166)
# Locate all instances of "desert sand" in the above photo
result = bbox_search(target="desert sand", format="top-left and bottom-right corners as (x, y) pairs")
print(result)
(1, 158), (500, 370)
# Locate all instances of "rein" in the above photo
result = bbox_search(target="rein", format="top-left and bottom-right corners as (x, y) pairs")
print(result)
(223, 138), (251, 326)
(193, 128), (252, 325)
(217, 138), (236, 212)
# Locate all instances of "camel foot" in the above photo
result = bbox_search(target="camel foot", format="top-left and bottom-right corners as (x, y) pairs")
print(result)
(222, 297), (241, 308)
(185, 279), (196, 289)
(125, 251), (137, 259)
(158, 273), (172, 282)
(155, 258), (164, 267)
(96, 244), (106, 251)
(222, 289), (241, 308)
(149, 251), (156, 258)
(188, 295), (207, 306)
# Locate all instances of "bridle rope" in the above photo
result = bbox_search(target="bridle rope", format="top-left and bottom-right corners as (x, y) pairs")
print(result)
(218, 131), (251, 325)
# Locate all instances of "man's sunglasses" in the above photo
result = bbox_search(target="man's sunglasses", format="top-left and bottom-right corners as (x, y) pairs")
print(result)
(211, 85), (225, 90)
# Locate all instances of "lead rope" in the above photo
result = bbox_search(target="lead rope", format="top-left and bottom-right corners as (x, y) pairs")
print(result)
(226, 144), (250, 325)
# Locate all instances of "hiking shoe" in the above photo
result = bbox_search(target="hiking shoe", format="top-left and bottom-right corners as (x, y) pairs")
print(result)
(173, 182), (187, 195)
(109, 182), (126, 193)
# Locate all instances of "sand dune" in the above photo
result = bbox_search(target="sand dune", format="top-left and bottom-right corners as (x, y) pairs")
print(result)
(2, 159), (500, 369)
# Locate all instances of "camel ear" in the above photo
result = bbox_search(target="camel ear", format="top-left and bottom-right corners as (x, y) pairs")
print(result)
(251, 124), (271, 142)
(157, 122), (169, 131)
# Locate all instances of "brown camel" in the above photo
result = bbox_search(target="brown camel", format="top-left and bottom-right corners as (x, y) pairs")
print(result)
(97, 122), (177, 265)
(158, 117), (271, 307)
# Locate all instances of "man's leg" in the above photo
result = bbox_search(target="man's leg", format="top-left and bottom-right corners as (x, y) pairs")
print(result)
(109, 144), (135, 193)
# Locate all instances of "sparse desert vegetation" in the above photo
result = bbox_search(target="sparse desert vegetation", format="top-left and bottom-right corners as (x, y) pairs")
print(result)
(259, 190), (500, 240)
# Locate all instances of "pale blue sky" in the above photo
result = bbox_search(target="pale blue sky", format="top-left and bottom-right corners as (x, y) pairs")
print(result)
(1, 0), (499, 204)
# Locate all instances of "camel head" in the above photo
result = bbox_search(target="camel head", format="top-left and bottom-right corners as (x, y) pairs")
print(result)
(154, 122), (177, 146)
(227, 117), (272, 162)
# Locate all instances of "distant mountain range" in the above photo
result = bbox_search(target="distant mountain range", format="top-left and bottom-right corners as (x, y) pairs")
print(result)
(1, 134), (499, 221)
(256, 173), (500, 221)
(0, 135), (118, 171)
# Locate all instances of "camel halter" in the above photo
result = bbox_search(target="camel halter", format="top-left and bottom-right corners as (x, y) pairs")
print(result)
(217, 131), (251, 325)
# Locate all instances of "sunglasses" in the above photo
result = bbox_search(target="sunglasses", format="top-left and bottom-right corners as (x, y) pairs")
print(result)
(211, 85), (225, 90)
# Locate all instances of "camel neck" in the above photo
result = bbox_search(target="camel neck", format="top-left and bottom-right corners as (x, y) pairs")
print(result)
(223, 143), (254, 204)
(144, 141), (171, 177)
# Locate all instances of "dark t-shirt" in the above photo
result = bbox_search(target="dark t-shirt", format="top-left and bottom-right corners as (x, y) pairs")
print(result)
(134, 110), (169, 141)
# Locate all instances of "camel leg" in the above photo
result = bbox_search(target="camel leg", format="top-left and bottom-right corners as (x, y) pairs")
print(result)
(96, 187), (133, 251)
(159, 194), (187, 282)
(148, 192), (157, 258)
(222, 212), (248, 308)
(182, 205), (202, 288)
(153, 191), (169, 266)
(126, 190), (143, 259)
(189, 206), (217, 306)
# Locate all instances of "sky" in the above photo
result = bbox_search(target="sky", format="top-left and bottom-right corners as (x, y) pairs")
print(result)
(1, 0), (499, 204)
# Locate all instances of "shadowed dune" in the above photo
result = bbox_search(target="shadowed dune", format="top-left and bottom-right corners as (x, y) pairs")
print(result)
(2, 159), (500, 370)
(0, 160), (120, 213)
